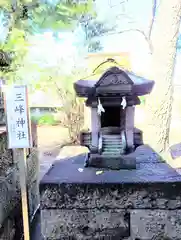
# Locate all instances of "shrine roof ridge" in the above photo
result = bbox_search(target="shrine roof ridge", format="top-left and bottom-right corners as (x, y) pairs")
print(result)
(74, 66), (155, 97)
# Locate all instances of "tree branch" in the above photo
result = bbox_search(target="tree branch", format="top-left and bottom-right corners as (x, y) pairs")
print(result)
(148, 0), (157, 40)
(100, 28), (153, 53)
(97, 0), (159, 54)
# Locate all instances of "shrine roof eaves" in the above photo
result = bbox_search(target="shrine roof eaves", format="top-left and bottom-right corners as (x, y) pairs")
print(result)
(74, 67), (154, 97)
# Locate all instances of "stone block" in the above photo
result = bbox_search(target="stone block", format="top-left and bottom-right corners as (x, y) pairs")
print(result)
(0, 218), (15, 240)
(40, 183), (181, 210)
(0, 167), (20, 227)
(28, 178), (40, 218)
(40, 148), (181, 239)
(0, 108), (5, 125)
(130, 210), (181, 240)
(41, 209), (129, 240)
(88, 154), (136, 170)
(0, 124), (39, 237)
(27, 148), (39, 184)
(0, 131), (13, 174)
(27, 148), (40, 218)
(14, 148), (39, 185)
(13, 148), (40, 218)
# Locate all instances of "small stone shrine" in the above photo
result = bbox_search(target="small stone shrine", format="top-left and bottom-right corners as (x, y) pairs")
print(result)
(40, 64), (181, 240)
(74, 66), (154, 169)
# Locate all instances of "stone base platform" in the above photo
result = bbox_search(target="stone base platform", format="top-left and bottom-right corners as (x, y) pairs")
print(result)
(40, 145), (181, 240)
(87, 153), (136, 170)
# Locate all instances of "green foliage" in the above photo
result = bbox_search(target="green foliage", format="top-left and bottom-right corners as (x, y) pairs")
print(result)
(81, 17), (114, 52)
(0, 28), (29, 82)
(0, 0), (95, 142)
(0, 0), (13, 11)
(139, 96), (146, 105)
(0, 0), (95, 34)
(2, 28), (27, 52)
(87, 39), (103, 52)
(31, 114), (58, 126)
(0, 0), (95, 83)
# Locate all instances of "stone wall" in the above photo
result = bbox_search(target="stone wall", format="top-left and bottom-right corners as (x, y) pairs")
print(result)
(0, 123), (39, 240)
(40, 146), (181, 240)
(41, 182), (181, 240)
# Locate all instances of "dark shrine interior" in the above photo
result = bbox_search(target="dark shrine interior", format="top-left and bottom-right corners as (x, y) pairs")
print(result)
(101, 106), (120, 127)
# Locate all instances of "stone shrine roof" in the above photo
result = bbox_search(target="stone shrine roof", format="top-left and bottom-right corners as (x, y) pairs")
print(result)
(74, 67), (154, 97)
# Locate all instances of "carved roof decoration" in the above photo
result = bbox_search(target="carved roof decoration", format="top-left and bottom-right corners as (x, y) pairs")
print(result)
(95, 67), (133, 87)
(74, 66), (155, 98)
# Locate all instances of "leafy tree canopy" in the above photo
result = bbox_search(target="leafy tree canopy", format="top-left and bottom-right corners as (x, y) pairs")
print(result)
(0, 0), (95, 77)
(0, 0), (95, 34)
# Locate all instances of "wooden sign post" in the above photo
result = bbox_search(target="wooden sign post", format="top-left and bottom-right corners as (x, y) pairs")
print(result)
(4, 85), (32, 240)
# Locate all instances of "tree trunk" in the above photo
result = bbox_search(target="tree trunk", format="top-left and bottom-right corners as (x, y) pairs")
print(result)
(144, 0), (181, 153)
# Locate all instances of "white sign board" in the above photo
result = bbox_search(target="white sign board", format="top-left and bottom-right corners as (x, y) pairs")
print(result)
(5, 85), (32, 149)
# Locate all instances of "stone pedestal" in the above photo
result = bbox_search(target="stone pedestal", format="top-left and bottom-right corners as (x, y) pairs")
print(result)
(40, 145), (181, 239)
(88, 154), (136, 170)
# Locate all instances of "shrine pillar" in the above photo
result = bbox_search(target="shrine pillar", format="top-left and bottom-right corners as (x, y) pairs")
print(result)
(83, 104), (91, 130)
(125, 106), (135, 149)
(91, 107), (100, 149)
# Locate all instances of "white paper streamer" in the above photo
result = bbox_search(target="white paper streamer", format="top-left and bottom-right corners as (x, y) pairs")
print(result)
(97, 98), (105, 115)
(121, 96), (127, 109)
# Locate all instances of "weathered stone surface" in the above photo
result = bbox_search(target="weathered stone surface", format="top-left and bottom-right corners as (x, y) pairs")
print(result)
(41, 146), (181, 187)
(0, 130), (13, 174)
(41, 182), (181, 210)
(0, 125), (39, 237)
(0, 217), (15, 240)
(27, 148), (40, 217)
(130, 210), (181, 240)
(40, 145), (181, 239)
(0, 108), (5, 125)
(0, 167), (20, 227)
(88, 154), (136, 170)
(27, 148), (39, 184)
(13, 148), (40, 218)
(133, 144), (161, 163)
(0, 151), (39, 231)
(28, 178), (40, 218)
(41, 209), (129, 240)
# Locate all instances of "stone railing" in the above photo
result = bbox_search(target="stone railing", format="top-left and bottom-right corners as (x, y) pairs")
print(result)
(0, 123), (39, 240)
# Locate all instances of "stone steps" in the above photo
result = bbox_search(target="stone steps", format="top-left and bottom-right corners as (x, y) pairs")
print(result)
(102, 134), (124, 155)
